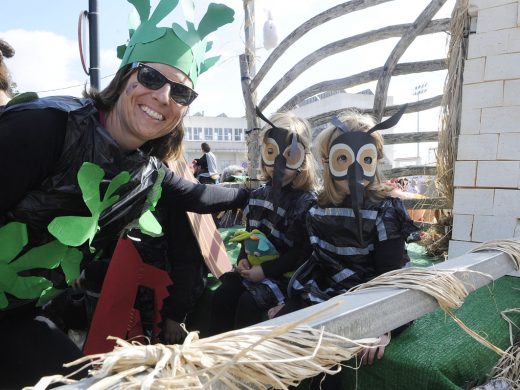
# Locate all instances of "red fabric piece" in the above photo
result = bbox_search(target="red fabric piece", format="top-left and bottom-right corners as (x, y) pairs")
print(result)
(83, 238), (172, 355)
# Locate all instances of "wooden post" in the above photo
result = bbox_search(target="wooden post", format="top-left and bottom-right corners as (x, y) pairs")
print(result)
(241, 0), (261, 180)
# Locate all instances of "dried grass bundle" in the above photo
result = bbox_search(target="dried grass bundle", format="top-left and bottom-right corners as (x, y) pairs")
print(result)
(436, 0), (469, 203)
(489, 343), (520, 389)
(471, 239), (520, 271)
(29, 311), (380, 390)
(348, 267), (507, 356)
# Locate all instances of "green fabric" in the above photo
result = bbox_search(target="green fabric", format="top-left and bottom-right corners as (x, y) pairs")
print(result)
(408, 242), (444, 267)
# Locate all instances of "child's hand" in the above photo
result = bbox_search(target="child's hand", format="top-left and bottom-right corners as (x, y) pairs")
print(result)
(359, 333), (390, 365)
(240, 265), (265, 282)
(236, 258), (251, 272)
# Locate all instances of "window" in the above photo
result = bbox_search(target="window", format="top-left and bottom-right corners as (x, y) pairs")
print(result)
(204, 127), (213, 141)
(234, 128), (243, 141)
(193, 127), (202, 141)
(215, 128), (223, 141)
(224, 128), (232, 141)
(186, 127), (193, 141)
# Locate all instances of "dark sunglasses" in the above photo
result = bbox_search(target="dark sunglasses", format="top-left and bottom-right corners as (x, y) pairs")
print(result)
(131, 62), (198, 106)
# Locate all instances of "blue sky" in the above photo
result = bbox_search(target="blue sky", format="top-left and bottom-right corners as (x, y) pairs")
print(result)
(1, 0), (455, 159)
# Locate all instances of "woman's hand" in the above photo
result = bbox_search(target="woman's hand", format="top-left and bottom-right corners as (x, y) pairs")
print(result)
(267, 304), (285, 319)
(359, 333), (390, 365)
(239, 265), (265, 282)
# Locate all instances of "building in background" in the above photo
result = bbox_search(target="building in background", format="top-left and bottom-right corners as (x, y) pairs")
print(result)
(183, 89), (403, 173)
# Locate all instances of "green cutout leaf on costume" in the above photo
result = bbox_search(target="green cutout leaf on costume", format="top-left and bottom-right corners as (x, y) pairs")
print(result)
(138, 167), (165, 237)
(0, 222), (28, 263)
(0, 222), (83, 309)
(48, 162), (130, 249)
(36, 287), (63, 307)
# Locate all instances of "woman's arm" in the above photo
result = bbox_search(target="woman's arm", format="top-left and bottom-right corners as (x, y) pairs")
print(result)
(161, 168), (248, 213)
(0, 109), (67, 215)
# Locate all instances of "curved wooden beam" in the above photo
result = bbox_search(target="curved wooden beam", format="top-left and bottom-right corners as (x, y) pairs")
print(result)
(372, 0), (448, 121)
(279, 59), (447, 112)
(308, 95), (442, 127)
(251, 0), (394, 92)
(259, 19), (449, 111)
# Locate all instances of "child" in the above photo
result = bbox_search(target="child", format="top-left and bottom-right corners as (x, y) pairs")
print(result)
(279, 108), (418, 369)
(209, 110), (317, 334)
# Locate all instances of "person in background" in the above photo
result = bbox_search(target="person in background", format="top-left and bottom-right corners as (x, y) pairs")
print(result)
(0, 1), (239, 387)
(276, 108), (418, 389)
(209, 110), (318, 335)
(0, 38), (15, 106)
(195, 142), (220, 184)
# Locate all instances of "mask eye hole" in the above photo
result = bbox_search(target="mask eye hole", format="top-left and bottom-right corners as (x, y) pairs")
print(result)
(261, 138), (279, 166)
(357, 144), (378, 177)
(283, 143), (305, 170)
(329, 143), (354, 178)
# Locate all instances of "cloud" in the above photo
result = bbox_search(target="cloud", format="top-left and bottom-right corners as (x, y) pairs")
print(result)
(1, 29), (87, 97)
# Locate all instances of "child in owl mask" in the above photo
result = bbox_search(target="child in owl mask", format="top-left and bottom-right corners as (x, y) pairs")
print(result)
(209, 110), (318, 335)
(276, 108), (418, 377)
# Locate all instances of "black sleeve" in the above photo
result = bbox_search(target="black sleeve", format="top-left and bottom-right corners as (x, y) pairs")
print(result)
(160, 168), (248, 213)
(160, 209), (207, 323)
(261, 240), (312, 278)
(0, 109), (67, 215)
(373, 237), (406, 275)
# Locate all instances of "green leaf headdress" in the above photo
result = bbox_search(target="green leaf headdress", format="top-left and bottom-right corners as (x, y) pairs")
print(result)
(117, 0), (235, 85)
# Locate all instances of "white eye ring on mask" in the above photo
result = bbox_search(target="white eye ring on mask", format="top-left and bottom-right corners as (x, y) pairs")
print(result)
(356, 143), (378, 177)
(284, 143), (305, 170)
(328, 143), (355, 178)
(261, 138), (280, 166)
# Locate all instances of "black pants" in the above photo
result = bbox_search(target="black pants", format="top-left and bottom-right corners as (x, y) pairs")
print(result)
(209, 272), (265, 335)
(0, 314), (84, 388)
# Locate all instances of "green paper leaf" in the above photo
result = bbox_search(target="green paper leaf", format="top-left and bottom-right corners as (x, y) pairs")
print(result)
(117, 44), (128, 59)
(48, 215), (97, 247)
(78, 162), (104, 213)
(48, 163), (130, 248)
(138, 210), (163, 237)
(60, 248), (83, 285)
(197, 3), (235, 40)
(149, 0), (180, 26)
(0, 222), (28, 263)
(172, 21), (199, 48)
(11, 275), (52, 300)
(128, 0), (150, 24)
(36, 287), (63, 307)
(200, 55), (220, 75)
(11, 239), (67, 272)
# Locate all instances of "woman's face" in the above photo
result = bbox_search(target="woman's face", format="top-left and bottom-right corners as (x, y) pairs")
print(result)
(114, 62), (191, 148)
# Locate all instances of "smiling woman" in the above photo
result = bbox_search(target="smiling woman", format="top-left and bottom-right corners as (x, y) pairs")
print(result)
(0, 1), (240, 387)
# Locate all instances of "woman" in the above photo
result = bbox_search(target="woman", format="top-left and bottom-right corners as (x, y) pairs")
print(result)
(0, 1), (238, 386)
(0, 38), (14, 106)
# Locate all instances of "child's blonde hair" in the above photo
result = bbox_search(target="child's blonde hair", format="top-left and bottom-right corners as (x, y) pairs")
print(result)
(316, 110), (391, 207)
(260, 112), (318, 192)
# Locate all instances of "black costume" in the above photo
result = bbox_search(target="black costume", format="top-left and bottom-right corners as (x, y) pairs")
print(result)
(0, 96), (247, 387)
(210, 183), (316, 334)
(288, 196), (418, 305)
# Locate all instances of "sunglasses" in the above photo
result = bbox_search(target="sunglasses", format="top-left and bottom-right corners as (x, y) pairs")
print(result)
(131, 62), (198, 106)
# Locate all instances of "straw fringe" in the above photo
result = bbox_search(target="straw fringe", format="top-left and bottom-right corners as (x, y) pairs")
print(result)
(348, 267), (511, 357)
(471, 239), (520, 271)
(28, 306), (380, 390)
